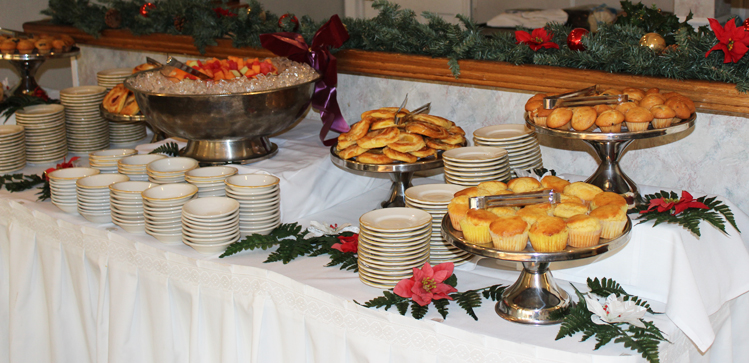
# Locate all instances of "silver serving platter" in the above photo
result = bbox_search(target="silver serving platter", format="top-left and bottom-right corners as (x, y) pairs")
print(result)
(99, 104), (147, 123)
(526, 113), (696, 141)
(0, 46), (80, 61)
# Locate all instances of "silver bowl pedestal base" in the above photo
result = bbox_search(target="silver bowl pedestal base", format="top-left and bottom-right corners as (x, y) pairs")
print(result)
(181, 138), (279, 166)
(496, 262), (570, 324)
(382, 172), (414, 208)
(583, 139), (639, 208)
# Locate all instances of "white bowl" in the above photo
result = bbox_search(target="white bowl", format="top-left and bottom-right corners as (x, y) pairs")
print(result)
(185, 166), (238, 179)
(146, 157), (199, 174)
(146, 229), (182, 244)
(182, 210), (239, 224)
(48, 167), (100, 181)
(119, 154), (167, 167)
(89, 148), (137, 159)
(225, 174), (280, 189)
(182, 219), (239, 231)
(77, 174), (130, 188)
(142, 183), (198, 201)
(109, 181), (157, 195)
(182, 239), (235, 254)
(53, 202), (78, 214)
(79, 212), (112, 224)
(181, 197), (239, 219)
(182, 226), (239, 239)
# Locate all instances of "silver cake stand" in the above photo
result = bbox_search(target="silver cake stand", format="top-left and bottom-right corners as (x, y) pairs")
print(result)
(525, 115), (695, 209)
(330, 146), (444, 208)
(100, 104), (166, 143)
(442, 216), (632, 324)
(1, 47), (80, 97)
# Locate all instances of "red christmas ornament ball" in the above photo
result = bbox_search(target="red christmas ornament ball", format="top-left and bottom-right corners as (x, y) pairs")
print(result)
(743, 18), (749, 31)
(140, 3), (156, 17)
(567, 28), (589, 51)
(278, 13), (299, 31)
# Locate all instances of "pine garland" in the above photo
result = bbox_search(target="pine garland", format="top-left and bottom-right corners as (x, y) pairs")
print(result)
(41, 1), (749, 92)
(0, 173), (49, 201)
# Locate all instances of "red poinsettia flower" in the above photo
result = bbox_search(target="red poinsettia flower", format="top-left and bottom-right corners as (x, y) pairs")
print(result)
(515, 28), (559, 51)
(705, 18), (749, 63)
(213, 7), (237, 18)
(43, 156), (80, 181)
(641, 191), (708, 215)
(394, 262), (457, 306)
(331, 234), (358, 253)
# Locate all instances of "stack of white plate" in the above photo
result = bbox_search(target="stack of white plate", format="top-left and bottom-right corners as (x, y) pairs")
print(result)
(96, 69), (132, 89)
(141, 183), (198, 243)
(109, 181), (156, 233)
(76, 173), (130, 223)
(405, 184), (473, 265)
(442, 147), (511, 186)
(473, 124), (543, 171)
(181, 197), (241, 254)
(146, 157), (199, 183)
(60, 86), (109, 153)
(118, 154), (167, 181)
(224, 174), (281, 237)
(47, 167), (100, 213)
(109, 121), (147, 146)
(14, 104), (67, 164)
(89, 148), (138, 173)
(357, 208), (432, 289)
(185, 166), (238, 198)
(0, 125), (26, 172)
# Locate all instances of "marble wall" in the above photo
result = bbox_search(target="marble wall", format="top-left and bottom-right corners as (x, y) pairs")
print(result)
(77, 45), (749, 214)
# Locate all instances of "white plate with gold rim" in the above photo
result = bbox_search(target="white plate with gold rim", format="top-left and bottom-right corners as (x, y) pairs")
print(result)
(359, 207), (432, 233)
(358, 222), (431, 238)
(473, 124), (534, 141)
(404, 184), (465, 205)
(442, 146), (508, 163)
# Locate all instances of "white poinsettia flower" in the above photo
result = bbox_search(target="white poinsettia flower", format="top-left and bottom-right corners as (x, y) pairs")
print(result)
(584, 293), (646, 328)
(305, 221), (359, 239)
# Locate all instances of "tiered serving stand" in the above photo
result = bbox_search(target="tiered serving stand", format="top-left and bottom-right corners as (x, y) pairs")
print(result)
(525, 114), (696, 208)
(0, 41), (79, 98)
(442, 216), (632, 324)
(99, 104), (163, 143)
(330, 147), (444, 208)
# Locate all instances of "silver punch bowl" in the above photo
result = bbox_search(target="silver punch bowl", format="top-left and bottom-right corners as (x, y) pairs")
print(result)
(125, 70), (320, 164)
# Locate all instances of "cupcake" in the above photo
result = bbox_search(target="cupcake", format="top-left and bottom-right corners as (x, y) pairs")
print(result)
(593, 104), (612, 115)
(664, 98), (691, 123)
(52, 39), (66, 52)
(533, 107), (553, 126)
(645, 87), (660, 95)
(489, 216), (529, 251)
(547, 107), (573, 130)
(16, 39), (34, 54)
(624, 106), (654, 131)
(0, 40), (17, 54)
(525, 99), (544, 118)
(523, 202), (554, 216)
(639, 93), (665, 110)
(571, 106), (597, 131)
(516, 207), (549, 226)
(675, 96), (696, 114)
(488, 207), (517, 217)
(447, 195), (470, 230)
(615, 102), (637, 115)
(589, 205), (627, 239)
(455, 186), (479, 198)
(565, 214), (602, 248)
(595, 110), (625, 133)
(560, 193), (584, 204)
(507, 177), (542, 193)
(563, 181), (603, 205)
(59, 34), (76, 48)
(649, 104), (676, 129)
(459, 209), (499, 243)
(34, 39), (52, 54)
(622, 88), (645, 102)
(529, 216), (569, 252)
(553, 202), (589, 219)
(477, 181), (508, 195)
(590, 192), (628, 214)
(541, 175), (570, 194)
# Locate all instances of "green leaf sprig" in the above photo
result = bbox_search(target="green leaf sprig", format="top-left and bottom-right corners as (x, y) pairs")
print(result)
(149, 141), (181, 157)
(633, 190), (740, 237)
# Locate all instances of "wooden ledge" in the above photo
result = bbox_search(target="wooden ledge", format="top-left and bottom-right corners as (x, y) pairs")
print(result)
(24, 20), (749, 117)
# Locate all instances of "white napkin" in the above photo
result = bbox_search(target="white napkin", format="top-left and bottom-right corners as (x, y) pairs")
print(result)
(486, 9), (568, 29)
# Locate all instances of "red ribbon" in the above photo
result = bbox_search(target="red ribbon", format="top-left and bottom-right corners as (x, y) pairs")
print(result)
(260, 15), (350, 145)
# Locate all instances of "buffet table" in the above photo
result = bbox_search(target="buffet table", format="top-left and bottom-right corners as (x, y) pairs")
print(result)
(2, 119), (749, 363)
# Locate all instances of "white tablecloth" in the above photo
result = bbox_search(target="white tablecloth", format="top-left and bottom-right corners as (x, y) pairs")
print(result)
(2, 119), (749, 362)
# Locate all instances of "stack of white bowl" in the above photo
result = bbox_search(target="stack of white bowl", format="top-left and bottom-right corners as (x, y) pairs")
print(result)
(224, 174), (281, 237)
(60, 85), (109, 153)
(76, 173), (130, 223)
(181, 197), (241, 254)
(0, 125), (26, 172)
(109, 121), (147, 146)
(96, 69), (132, 89)
(473, 124), (543, 171)
(357, 208), (432, 289)
(442, 147), (511, 186)
(185, 166), (238, 198)
(117, 154), (167, 181)
(405, 184), (473, 265)
(109, 181), (156, 233)
(146, 157), (199, 183)
(14, 104), (67, 164)
(89, 148), (138, 173)
(141, 183), (198, 243)
(48, 167), (101, 213)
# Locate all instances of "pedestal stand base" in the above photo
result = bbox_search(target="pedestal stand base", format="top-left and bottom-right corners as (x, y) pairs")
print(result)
(381, 172), (414, 208)
(496, 262), (570, 325)
(180, 137), (278, 165)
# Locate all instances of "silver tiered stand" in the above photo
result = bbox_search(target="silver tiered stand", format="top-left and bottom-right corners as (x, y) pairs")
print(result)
(1, 47), (80, 97)
(330, 146), (444, 208)
(100, 105), (166, 143)
(525, 115), (696, 208)
(442, 216), (632, 324)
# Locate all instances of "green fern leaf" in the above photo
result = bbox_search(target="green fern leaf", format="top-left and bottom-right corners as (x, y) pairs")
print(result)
(411, 301), (429, 319)
(433, 298), (450, 319)
(451, 290), (482, 320)
(148, 141), (180, 156)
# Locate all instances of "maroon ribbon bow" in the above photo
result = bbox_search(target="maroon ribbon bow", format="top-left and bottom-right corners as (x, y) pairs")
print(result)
(260, 14), (350, 145)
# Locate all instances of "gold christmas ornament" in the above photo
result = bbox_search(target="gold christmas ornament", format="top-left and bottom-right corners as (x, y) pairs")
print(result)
(639, 33), (666, 52)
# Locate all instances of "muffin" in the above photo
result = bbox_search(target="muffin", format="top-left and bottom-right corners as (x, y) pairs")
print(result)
(488, 207), (517, 217)
(563, 181), (603, 205)
(0, 40), (16, 54)
(459, 209), (499, 243)
(477, 181), (508, 195)
(507, 177), (542, 193)
(541, 175), (570, 194)
(533, 108), (553, 126)
(639, 94), (665, 110)
(16, 40), (34, 54)
(525, 99), (544, 118)
(52, 39), (66, 52)
(529, 216), (569, 252)
(553, 202), (589, 219)
(595, 110), (625, 133)
(601, 89), (623, 96)
(675, 96), (696, 113)
(624, 106), (654, 131)
(593, 104), (612, 115)
(565, 214), (602, 248)
(559, 193), (584, 204)
(524, 202), (554, 216)
(447, 195), (470, 230)
(59, 34), (76, 48)
(34, 39), (52, 54)
(571, 106), (597, 131)
(516, 207), (549, 226)
(588, 205), (627, 239)
(649, 104), (676, 129)
(664, 98), (691, 123)
(615, 102), (637, 115)
(489, 216), (530, 251)
(590, 192), (628, 214)
(622, 88), (645, 102)
(547, 107), (573, 130)
(455, 187), (480, 198)
(645, 87), (660, 95)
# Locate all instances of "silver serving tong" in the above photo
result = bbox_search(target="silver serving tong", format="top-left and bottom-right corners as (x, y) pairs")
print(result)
(393, 94), (408, 125)
(543, 85), (628, 109)
(0, 27), (26, 37)
(469, 190), (560, 210)
(146, 57), (163, 67)
(165, 56), (212, 80)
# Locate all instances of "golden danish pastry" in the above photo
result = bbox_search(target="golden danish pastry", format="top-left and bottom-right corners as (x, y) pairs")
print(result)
(361, 109), (408, 120)
(448, 126), (465, 136)
(425, 138), (462, 150)
(357, 151), (394, 164)
(409, 146), (437, 158)
(369, 117), (399, 130)
(341, 117), (373, 141)
(383, 147), (418, 163)
(405, 121), (448, 139)
(411, 114), (453, 129)
(387, 133), (425, 153)
(102, 84), (129, 113)
(440, 132), (466, 145)
(120, 94), (140, 115)
(133, 63), (158, 73)
(356, 127), (400, 149)
(338, 144), (370, 160)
